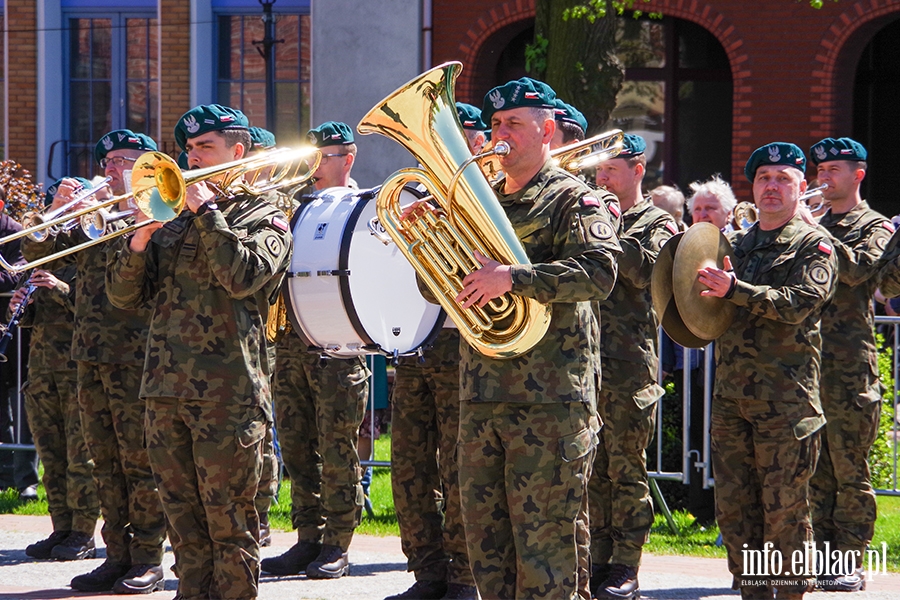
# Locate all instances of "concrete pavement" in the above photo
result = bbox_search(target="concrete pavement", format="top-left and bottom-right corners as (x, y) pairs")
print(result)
(1, 514), (899, 599)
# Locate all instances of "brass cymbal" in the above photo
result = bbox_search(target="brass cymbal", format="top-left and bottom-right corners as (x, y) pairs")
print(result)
(672, 222), (736, 341)
(651, 232), (713, 349)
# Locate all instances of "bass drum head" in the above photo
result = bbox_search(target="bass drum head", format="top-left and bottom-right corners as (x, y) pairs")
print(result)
(286, 186), (444, 357)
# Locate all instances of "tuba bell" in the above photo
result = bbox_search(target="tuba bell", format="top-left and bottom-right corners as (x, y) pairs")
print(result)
(357, 62), (551, 359)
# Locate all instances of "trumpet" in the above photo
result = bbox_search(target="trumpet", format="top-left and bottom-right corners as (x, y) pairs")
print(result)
(552, 129), (625, 172)
(0, 147), (321, 274)
(0, 177), (112, 247)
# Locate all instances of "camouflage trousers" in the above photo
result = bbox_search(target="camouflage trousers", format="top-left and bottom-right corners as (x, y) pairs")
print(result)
(810, 382), (880, 556)
(254, 420), (279, 521)
(712, 396), (823, 594)
(589, 363), (659, 568)
(274, 348), (368, 550)
(77, 361), (165, 565)
(146, 397), (266, 600)
(458, 400), (595, 600)
(23, 368), (98, 534)
(391, 331), (472, 586)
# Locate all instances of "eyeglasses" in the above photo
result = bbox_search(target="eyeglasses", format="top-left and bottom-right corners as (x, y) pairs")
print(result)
(100, 156), (138, 169)
(320, 153), (349, 159)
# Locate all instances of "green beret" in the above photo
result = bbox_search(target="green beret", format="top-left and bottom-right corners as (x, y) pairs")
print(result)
(249, 127), (277, 151)
(481, 77), (556, 126)
(618, 133), (647, 158)
(553, 99), (588, 134)
(177, 152), (189, 170)
(455, 102), (486, 131)
(307, 121), (354, 147)
(174, 104), (249, 151)
(44, 176), (93, 207)
(93, 130), (157, 165)
(809, 137), (867, 165)
(744, 142), (806, 182)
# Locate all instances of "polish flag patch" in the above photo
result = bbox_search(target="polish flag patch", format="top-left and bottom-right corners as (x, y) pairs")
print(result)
(883, 221), (896, 233)
(818, 241), (833, 255)
(582, 196), (600, 207)
(665, 221), (678, 235)
(524, 92), (540, 100)
(272, 217), (289, 232)
(608, 202), (621, 219)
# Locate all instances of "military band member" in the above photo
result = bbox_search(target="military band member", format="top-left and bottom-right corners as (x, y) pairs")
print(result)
(698, 142), (837, 600)
(589, 134), (676, 600)
(552, 98), (587, 147)
(23, 131), (166, 594)
(107, 105), (292, 599)
(383, 103), (486, 600)
(18, 182), (98, 561)
(260, 121), (370, 581)
(808, 138), (892, 592)
(443, 77), (619, 600)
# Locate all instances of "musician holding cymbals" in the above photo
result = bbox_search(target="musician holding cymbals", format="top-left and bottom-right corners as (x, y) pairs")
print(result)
(697, 142), (837, 600)
(809, 138), (893, 593)
(260, 121), (371, 582)
(23, 130), (167, 595)
(107, 104), (292, 600)
(450, 77), (620, 600)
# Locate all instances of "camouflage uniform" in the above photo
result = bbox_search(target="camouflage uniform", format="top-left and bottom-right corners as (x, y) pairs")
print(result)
(107, 192), (292, 599)
(22, 228), (165, 568)
(390, 327), (473, 587)
(273, 331), (369, 550)
(589, 197), (675, 570)
(811, 202), (892, 560)
(455, 161), (620, 600)
(20, 263), (99, 537)
(713, 215), (837, 596)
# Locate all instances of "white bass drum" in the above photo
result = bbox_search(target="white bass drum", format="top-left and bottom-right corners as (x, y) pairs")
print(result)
(285, 186), (444, 358)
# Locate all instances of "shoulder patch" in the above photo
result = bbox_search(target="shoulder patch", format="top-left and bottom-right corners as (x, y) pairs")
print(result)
(818, 241), (833, 255)
(587, 219), (614, 241)
(608, 202), (621, 219)
(876, 236), (889, 251)
(665, 221), (678, 235)
(883, 221), (896, 233)
(264, 234), (283, 256)
(810, 264), (830, 285)
(582, 196), (600, 207)
(272, 216), (289, 232)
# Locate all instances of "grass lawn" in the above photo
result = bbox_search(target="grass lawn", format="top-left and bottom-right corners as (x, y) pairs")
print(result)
(4, 435), (899, 571)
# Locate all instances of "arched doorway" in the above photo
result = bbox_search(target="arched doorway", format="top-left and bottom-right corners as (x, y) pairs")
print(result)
(469, 15), (733, 192)
(853, 16), (900, 218)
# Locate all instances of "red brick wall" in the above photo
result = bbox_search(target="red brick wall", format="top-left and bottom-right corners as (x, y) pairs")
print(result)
(158, 0), (192, 149)
(6, 0), (37, 173)
(432, 0), (900, 197)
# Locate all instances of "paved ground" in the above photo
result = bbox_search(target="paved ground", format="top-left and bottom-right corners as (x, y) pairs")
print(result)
(1, 515), (899, 599)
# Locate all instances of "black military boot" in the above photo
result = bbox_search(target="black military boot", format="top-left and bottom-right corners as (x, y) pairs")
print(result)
(70, 559), (132, 592)
(25, 530), (70, 559)
(595, 563), (640, 600)
(441, 583), (478, 599)
(260, 540), (321, 576)
(817, 567), (865, 592)
(306, 544), (349, 579)
(113, 563), (165, 594)
(590, 563), (612, 597)
(384, 580), (447, 600)
(50, 531), (96, 561)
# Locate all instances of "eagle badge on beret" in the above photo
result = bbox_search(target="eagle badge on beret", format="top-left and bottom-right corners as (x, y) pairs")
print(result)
(768, 146), (781, 162)
(308, 132), (317, 144)
(814, 145), (827, 162)
(184, 115), (200, 134)
(102, 136), (114, 151)
(489, 90), (504, 110)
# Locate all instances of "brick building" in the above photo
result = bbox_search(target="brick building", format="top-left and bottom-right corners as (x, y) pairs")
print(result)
(1, 0), (899, 215)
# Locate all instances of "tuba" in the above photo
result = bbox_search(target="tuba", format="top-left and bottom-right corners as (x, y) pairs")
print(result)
(357, 62), (551, 359)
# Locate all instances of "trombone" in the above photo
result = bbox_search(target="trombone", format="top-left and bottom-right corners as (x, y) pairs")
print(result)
(0, 146), (321, 274)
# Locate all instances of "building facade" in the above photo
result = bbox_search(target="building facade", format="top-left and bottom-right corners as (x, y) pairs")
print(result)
(2, 0), (899, 215)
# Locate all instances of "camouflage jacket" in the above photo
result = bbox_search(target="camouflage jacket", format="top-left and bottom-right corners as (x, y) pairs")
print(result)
(715, 215), (838, 406)
(106, 192), (292, 406)
(875, 224), (900, 299)
(22, 220), (151, 365)
(817, 201), (892, 399)
(459, 160), (621, 404)
(19, 262), (77, 371)
(596, 197), (676, 381)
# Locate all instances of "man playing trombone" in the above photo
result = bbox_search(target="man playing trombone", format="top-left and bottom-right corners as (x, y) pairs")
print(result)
(22, 130), (167, 595)
(107, 104), (293, 600)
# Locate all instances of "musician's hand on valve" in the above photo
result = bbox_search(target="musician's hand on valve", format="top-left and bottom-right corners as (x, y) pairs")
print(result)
(456, 252), (512, 309)
(9, 286), (34, 313)
(698, 255), (735, 298)
(51, 178), (85, 211)
(399, 198), (440, 223)
(29, 269), (61, 290)
(185, 182), (217, 213)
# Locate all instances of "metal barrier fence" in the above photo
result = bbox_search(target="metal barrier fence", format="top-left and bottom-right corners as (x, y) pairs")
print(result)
(4, 315), (900, 500)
